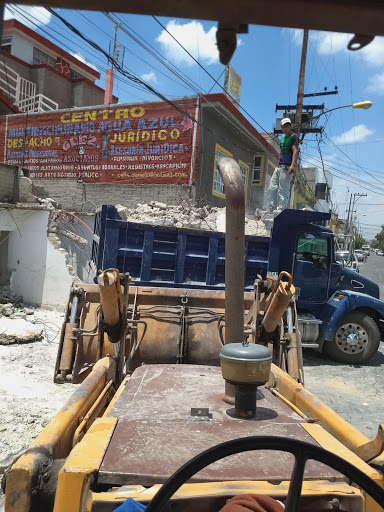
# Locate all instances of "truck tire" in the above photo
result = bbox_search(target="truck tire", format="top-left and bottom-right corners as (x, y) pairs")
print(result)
(325, 311), (380, 364)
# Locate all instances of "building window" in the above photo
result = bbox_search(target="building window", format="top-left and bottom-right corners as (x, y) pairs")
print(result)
(252, 154), (265, 184)
(70, 69), (81, 79)
(252, 154), (266, 185)
(1, 36), (12, 53)
(238, 160), (249, 191)
(212, 144), (233, 197)
(33, 48), (56, 67)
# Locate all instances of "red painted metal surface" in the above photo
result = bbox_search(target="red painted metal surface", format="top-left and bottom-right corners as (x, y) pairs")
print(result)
(100, 365), (339, 485)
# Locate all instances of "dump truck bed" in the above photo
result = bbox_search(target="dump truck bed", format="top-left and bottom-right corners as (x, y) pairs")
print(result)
(91, 205), (270, 289)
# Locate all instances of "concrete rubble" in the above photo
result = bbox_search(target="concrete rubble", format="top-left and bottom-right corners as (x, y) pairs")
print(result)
(0, 290), (41, 345)
(116, 201), (269, 237)
(0, 317), (43, 345)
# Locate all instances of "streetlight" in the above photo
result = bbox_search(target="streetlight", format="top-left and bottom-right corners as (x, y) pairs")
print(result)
(352, 101), (372, 110)
(307, 101), (373, 124)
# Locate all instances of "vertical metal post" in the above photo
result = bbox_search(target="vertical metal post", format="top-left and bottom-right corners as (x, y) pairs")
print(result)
(217, 157), (245, 344)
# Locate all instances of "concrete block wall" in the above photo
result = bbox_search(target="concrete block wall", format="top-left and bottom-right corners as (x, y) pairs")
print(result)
(0, 164), (18, 202)
(72, 81), (105, 108)
(32, 181), (196, 212)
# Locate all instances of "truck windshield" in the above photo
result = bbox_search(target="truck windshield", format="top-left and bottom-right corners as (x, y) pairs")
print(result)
(296, 234), (329, 270)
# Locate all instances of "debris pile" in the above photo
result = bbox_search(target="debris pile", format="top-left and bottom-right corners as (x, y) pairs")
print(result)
(0, 290), (41, 345)
(116, 201), (269, 237)
(0, 318), (42, 345)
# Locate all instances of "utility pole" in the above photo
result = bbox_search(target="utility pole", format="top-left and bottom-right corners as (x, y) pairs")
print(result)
(104, 22), (121, 105)
(287, 29), (308, 208)
(352, 192), (367, 238)
(295, 29), (309, 138)
(346, 193), (353, 237)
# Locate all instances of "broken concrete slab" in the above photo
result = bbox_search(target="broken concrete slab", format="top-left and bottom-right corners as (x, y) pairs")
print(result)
(115, 201), (269, 236)
(0, 304), (14, 317)
(0, 318), (43, 345)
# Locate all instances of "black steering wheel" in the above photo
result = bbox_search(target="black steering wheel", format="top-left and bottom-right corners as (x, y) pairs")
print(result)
(145, 436), (384, 512)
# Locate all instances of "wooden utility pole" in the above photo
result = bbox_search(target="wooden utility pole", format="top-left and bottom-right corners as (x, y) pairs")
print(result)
(295, 29), (309, 137)
(288, 29), (308, 207)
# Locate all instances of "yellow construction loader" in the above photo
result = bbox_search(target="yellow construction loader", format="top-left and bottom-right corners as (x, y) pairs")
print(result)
(3, 158), (384, 512)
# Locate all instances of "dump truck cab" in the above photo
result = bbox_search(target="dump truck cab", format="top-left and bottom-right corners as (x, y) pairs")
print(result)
(269, 210), (379, 306)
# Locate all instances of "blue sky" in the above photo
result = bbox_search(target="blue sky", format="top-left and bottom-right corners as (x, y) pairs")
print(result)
(4, 5), (384, 239)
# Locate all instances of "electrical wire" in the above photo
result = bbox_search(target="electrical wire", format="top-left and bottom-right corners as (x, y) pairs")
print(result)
(77, 10), (202, 95)
(110, 12), (277, 148)
(104, 12), (203, 95)
(323, 132), (384, 186)
(302, 154), (384, 195)
(10, 6), (279, 161)
(8, 5), (154, 101)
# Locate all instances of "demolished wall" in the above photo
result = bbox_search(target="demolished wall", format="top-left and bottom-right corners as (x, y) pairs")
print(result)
(0, 164), (19, 203)
(31, 181), (195, 213)
(0, 207), (75, 306)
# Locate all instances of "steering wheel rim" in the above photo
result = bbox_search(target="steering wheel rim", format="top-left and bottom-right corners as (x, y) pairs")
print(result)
(145, 436), (384, 512)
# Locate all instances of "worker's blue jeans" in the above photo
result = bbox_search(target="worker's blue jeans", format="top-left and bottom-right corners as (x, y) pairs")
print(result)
(265, 164), (291, 210)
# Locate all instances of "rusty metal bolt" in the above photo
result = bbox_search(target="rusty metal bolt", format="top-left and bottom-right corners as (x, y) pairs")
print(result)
(329, 498), (341, 509)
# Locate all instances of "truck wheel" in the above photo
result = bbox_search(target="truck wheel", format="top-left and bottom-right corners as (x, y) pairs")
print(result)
(325, 311), (380, 364)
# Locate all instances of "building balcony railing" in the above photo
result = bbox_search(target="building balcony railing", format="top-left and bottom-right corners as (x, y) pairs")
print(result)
(0, 58), (58, 112)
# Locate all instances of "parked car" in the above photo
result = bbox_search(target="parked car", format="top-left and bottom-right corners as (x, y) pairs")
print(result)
(336, 251), (360, 272)
(378, 250), (384, 256)
(354, 249), (365, 262)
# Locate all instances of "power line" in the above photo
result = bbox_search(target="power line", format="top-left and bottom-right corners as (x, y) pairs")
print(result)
(150, 15), (278, 148)
(105, 13), (280, 156)
(75, 11), (197, 94)
(152, 16), (223, 91)
(301, 154), (384, 196)
(303, 140), (384, 177)
(8, 7), (278, 163)
(46, 8), (199, 122)
(104, 12), (203, 95)
(9, 5), (154, 101)
(324, 132), (384, 186)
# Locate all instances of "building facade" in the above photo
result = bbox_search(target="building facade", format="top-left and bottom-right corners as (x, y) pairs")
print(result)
(0, 94), (279, 213)
(297, 166), (333, 213)
(1, 19), (116, 115)
(197, 94), (278, 212)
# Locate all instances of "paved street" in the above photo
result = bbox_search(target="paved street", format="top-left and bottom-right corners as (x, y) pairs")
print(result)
(359, 252), (384, 300)
(303, 251), (384, 439)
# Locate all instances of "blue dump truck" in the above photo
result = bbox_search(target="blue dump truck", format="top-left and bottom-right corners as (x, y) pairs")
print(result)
(92, 205), (384, 364)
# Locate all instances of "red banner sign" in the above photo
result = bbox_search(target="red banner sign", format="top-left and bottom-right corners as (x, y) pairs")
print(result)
(0, 97), (198, 184)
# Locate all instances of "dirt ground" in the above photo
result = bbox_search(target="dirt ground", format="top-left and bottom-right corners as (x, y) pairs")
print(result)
(0, 309), (76, 510)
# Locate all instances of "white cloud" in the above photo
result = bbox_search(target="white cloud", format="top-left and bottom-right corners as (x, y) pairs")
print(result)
(366, 70), (384, 95)
(70, 52), (98, 71)
(316, 32), (350, 55)
(287, 28), (384, 67)
(287, 28), (350, 54)
(140, 71), (157, 84)
(4, 4), (51, 28)
(156, 20), (219, 66)
(360, 37), (384, 68)
(291, 29), (304, 46)
(332, 124), (374, 145)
